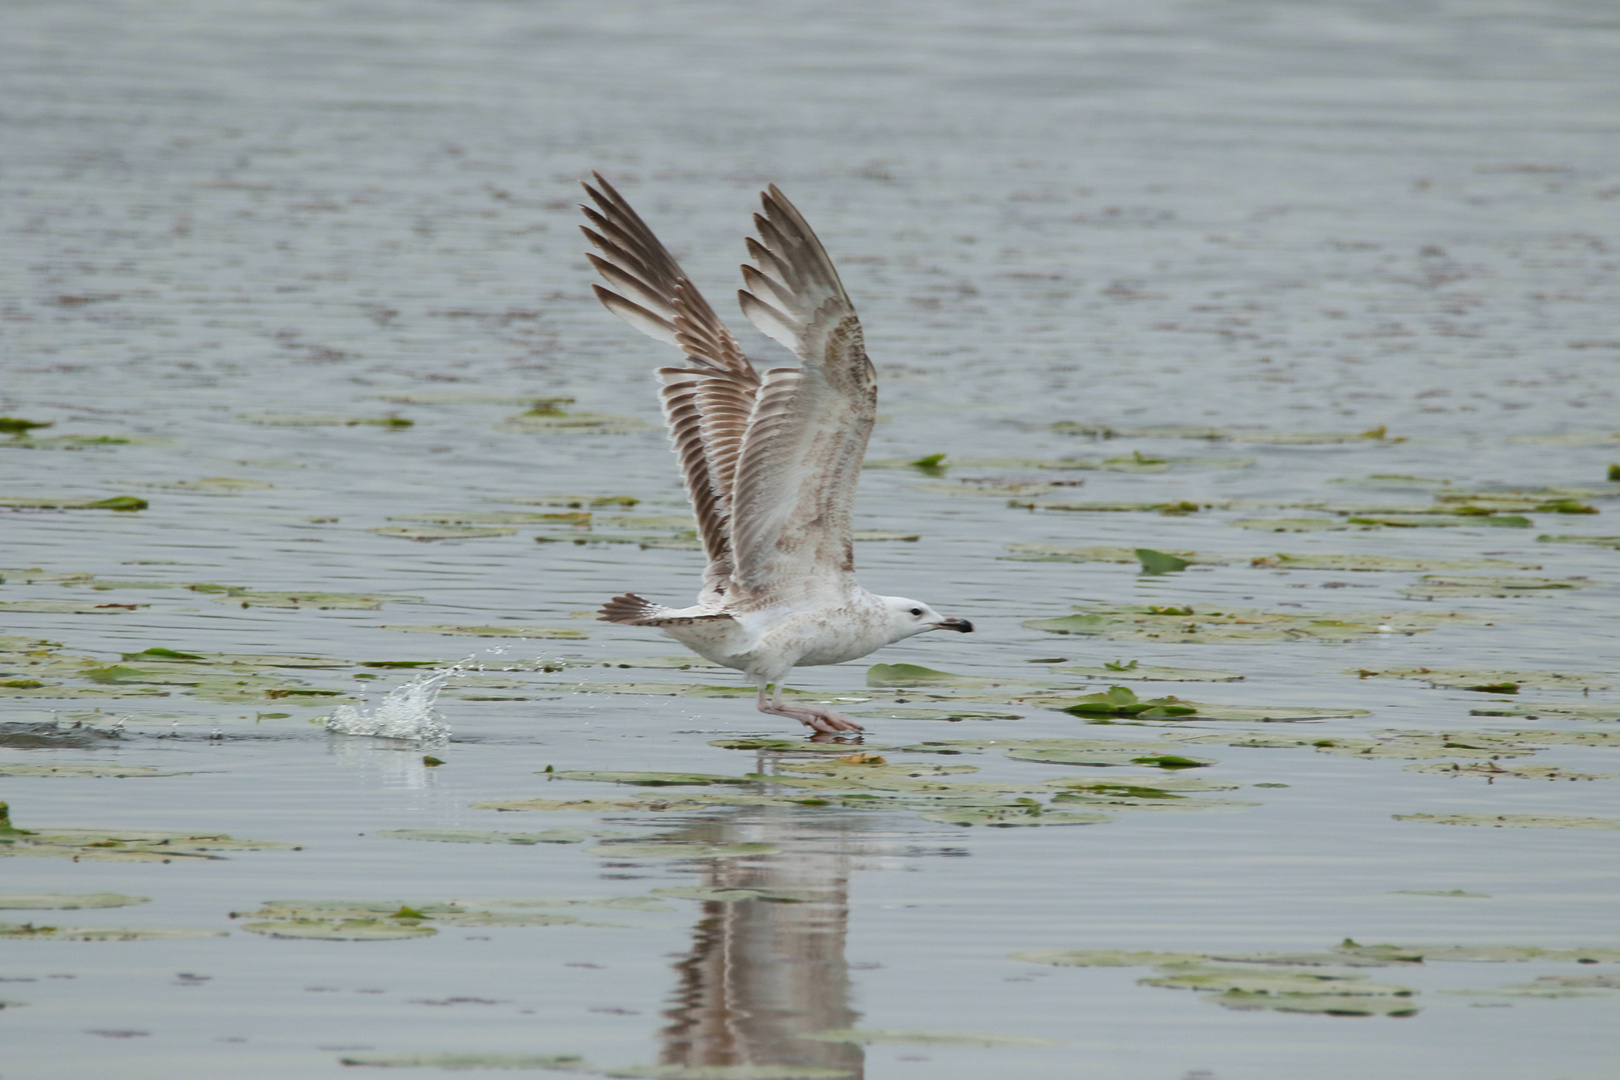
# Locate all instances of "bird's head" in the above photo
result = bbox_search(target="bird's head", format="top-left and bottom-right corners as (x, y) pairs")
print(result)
(878, 595), (974, 644)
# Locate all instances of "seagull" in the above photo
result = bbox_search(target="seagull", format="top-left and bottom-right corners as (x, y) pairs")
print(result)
(580, 174), (973, 734)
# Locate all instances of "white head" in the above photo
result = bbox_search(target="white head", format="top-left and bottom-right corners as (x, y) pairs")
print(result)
(878, 595), (974, 644)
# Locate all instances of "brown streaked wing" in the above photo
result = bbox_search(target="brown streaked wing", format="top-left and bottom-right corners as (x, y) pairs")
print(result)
(729, 186), (877, 603)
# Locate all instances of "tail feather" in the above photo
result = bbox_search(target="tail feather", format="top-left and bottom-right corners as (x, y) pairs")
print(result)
(598, 593), (667, 624)
(598, 592), (736, 628)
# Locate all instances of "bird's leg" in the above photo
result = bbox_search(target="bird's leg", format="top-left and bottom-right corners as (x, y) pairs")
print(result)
(755, 679), (863, 734)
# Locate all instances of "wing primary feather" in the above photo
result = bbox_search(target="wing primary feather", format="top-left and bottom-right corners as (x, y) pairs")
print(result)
(592, 285), (681, 347)
(737, 290), (801, 352)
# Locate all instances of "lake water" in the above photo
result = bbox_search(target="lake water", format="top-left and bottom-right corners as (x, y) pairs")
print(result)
(3, 1), (1619, 1077)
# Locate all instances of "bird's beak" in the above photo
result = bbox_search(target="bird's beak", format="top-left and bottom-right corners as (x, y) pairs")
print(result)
(933, 617), (974, 633)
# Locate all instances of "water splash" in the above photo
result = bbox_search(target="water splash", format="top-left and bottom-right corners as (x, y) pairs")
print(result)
(324, 664), (457, 742)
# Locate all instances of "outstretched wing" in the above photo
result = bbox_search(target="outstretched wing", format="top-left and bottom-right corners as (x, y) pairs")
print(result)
(579, 174), (761, 599)
(728, 185), (877, 605)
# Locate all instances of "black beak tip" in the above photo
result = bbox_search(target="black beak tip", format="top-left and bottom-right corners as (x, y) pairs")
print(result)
(950, 619), (974, 633)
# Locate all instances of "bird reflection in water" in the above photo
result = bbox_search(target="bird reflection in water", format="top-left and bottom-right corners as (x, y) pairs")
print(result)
(656, 805), (870, 1078)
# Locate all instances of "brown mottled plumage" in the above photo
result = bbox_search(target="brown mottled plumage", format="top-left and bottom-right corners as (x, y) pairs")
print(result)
(582, 175), (971, 734)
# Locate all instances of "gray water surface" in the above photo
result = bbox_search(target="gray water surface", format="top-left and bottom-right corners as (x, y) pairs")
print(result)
(3, 1), (1620, 1077)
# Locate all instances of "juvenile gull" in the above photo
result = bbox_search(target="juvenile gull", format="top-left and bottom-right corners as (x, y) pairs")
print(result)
(581, 175), (973, 734)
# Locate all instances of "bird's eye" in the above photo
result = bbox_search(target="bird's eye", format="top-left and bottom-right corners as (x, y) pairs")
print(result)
(909, 607), (923, 616)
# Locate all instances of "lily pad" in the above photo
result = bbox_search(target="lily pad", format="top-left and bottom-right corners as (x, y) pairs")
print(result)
(494, 410), (651, 435)
(550, 771), (754, 787)
(1212, 992), (1419, 1017)
(1350, 667), (1612, 692)
(1140, 966), (1414, 997)
(915, 805), (1110, 827)
(1395, 813), (1620, 830)
(651, 887), (809, 903)
(1399, 576), (1594, 599)
(338, 1053), (590, 1071)
(0, 600), (147, 615)
(0, 764), (190, 778)
(0, 495), (148, 511)
(148, 477), (273, 494)
(0, 924), (225, 941)
(866, 664), (1006, 689)
(1231, 518), (1373, 532)
(1010, 949), (1211, 967)
(1347, 514), (1531, 528)
(378, 829), (618, 845)
(1002, 544), (1224, 566)
(240, 918), (438, 941)
(203, 589), (422, 610)
(0, 893), (148, 909)
(1048, 663), (1244, 682)
(1136, 549), (1191, 574)
(798, 1029), (1060, 1047)
(1538, 534), (1620, 549)
(586, 842), (779, 859)
(1024, 604), (1476, 643)
(0, 801), (299, 862)
(1251, 553), (1539, 571)
(370, 526), (517, 541)
(1404, 762), (1613, 781)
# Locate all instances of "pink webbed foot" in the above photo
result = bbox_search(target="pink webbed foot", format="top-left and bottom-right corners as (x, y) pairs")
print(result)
(757, 700), (864, 735)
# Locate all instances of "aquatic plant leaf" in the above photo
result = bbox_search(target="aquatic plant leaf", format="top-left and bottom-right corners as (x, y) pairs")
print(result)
(1212, 992), (1419, 1016)
(1024, 604), (1476, 643)
(1399, 575), (1594, 599)
(494, 410), (651, 435)
(1002, 544), (1223, 565)
(917, 806), (1110, 826)
(1396, 813), (1620, 830)
(1140, 966), (1413, 997)
(1010, 949), (1210, 967)
(798, 1029), (1061, 1047)
(586, 842), (779, 859)
(550, 771), (754, 787)
(1136, 549), (1190, 574)
(0, 600), (147, 615)
(0, 893), (148, 909)
(240, 918), (437, 940)
(338, 1053), (590, 1071)
(382, 625), (588, 639)
(207, 589), (422, 610)
(1250, 553), (1539, 571)
(0, 923), (225, 941)
(0, 805), (298, 861)
(1047, 664), (1244, 682)
(0, 764), (190, 778)
(1537, 534), (1620, 549)
(148, 477), (273, 494)
(370, 525), (518, 541)
(1406, 762), (1614, 780)
(865, 664), (1005, 688)
(378, 829), (616, 845)
(1350, 667), (1611, 691)
(651, 887), (810, 903)
(0, 495), (148, 511)
(1346, 514), (1531, 528)
(1231, 517), (1371, 532)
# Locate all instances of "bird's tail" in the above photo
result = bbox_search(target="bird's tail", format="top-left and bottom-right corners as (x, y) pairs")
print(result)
(598, 593), (736, 628)
(598, 593), (667, 624)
